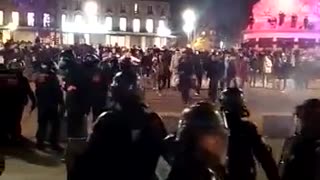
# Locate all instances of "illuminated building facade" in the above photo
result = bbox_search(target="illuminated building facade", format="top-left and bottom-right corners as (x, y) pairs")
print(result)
(243, 0), (320, 48)
(59, 0), (172, 48)
(0, 0), (58, 43)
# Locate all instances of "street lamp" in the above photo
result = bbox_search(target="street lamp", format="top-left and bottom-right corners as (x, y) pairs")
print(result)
(182, 9), (196, 24)
(182, 9), (196, 44)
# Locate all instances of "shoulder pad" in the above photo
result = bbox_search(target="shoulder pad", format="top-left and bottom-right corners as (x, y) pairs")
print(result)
(93, 110), (118, 127)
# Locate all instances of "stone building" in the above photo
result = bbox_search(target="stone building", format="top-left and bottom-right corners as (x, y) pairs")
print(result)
(0, 0), (173, 48)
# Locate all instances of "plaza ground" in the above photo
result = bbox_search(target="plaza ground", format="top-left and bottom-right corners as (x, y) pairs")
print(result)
(2, 84), (320, 180)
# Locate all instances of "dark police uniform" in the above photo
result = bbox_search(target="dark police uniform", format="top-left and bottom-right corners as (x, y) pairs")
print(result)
(220, 88), (280, 180)
(34, 63), (64, 149)
(70, 70), (168, 180)
(167, 102), (228, 180)
(4, 60), (36, 142)
(0, 67), (19, 142)
(59, 50), (90, 138)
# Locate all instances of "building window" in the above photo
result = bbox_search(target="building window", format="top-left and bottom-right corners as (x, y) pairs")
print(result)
(133, 18), (140, 32)
(75, 0), (81, 10)
(43, 13), (51, 27)
(159, 20), (165, 27)
(12, 11), (19, 25)
(105, 16), (112, 31)
(62, 2), (67, 10)
(27, 12), (35, 26)
(160, 8), (166, 16)
(61, 14), (66, 25)
(0, 11), (3, 25)
(74, 14), (82, 24)
(119, 17), (127, 31)
(147, 5), (153, 15)
(146, 19), (153, 33)
(106, 7), (112, 13)
(134, 3), (139, 14)
(120, 3), (126, 13)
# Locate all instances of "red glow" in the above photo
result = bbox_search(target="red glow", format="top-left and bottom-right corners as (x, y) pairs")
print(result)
(244, 0), (320, 44)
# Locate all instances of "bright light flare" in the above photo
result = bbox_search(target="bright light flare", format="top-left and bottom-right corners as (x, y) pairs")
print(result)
(182, 9), (196, 24)
(84, 1), (98, 16)
(7, 22), (17, 31)
(183, 23), (194, 34)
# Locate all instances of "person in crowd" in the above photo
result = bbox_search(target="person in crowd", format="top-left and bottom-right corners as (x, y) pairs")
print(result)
(263, 54), (273, 88)
(178, 49), (194, 105)
(205, 51), (225, 102)
(235, 54), (249, 89)
(220, 87), (280, 180)
(170, 49), (182, 89)
(193, 51), (203, 95)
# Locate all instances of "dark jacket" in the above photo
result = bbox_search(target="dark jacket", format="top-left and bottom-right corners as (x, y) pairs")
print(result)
(70, 104), (168, 180)
(226, 113), (280, 180)
(280, 135), (320, 180)
(167, 152), (226, 180)
(35, 73), (63, 108)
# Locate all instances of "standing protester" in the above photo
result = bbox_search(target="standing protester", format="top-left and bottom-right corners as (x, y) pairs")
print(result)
(34, 61), (64, 150)
(178, 49), (194, 105)
(167, 102), (229, 180)
(193, 51), (203, 95)
(220, 88), (280, 180)
(70, 61), (169, 180)
(280, 99), (320, 180)
(170, 49), (182, 89)
(205, 52), (225, 102)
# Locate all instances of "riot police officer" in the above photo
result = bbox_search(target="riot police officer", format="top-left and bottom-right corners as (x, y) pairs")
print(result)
(280, 99), (320, 180)
(34, 61), (64, 150)
(220, 87), (280, 180)
(167, 102), (229, 180)
(58, 49), (90, 138)
(6, 59), (36, 143)
(82, 54), (108, 122)
(70, 66), (168, 180)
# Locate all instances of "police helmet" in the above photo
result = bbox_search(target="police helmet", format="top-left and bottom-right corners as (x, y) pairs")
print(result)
(110, 71), (143, 104)
(297, 99), (320, 134)
(58, 49), (76, 71)
(219, 87), (250, 117)
(176, 102), (229, 144)
(60, 49), (75, 61)
(82, 53), (99, 66)
(7, 59), (25, 71)
(39, 61), (57, 74)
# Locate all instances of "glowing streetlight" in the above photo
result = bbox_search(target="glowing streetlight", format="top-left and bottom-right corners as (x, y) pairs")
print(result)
(182, 9), (196, 24)
(84, 1), (98, 16)
(182, 9), (196, 43)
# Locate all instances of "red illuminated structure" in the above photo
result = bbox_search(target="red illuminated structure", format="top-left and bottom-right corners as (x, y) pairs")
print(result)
(243, 0), (320, 48)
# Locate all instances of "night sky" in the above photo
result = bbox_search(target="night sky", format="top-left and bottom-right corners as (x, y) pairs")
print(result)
(171, 0), (259, 40)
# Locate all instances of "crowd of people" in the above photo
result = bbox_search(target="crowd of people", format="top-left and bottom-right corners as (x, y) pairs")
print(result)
(1, 40), (320, 180)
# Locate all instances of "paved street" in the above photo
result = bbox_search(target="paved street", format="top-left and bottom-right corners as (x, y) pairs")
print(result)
(2, 85), (320, 180)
